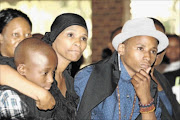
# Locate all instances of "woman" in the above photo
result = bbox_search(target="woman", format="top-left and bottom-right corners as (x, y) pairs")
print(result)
(0, 8), (32, 58)
(0, 13), (88, 119)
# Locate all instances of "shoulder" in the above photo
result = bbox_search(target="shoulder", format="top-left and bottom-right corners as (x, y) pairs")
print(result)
(74, 65), (94, 84)
(74, 65), (94, 96)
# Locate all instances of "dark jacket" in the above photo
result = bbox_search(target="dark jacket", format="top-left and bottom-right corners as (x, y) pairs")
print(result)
(154, 69), (180, 120)
(76, 51), (159, 120)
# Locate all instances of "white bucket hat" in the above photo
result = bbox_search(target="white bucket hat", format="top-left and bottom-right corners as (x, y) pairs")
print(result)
(112, 18), (169, 53)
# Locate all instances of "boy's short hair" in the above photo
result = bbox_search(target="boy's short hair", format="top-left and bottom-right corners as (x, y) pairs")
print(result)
(14, 37), (56, 67)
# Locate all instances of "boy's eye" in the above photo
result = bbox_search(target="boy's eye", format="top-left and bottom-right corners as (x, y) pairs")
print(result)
(44, 72), (48, 75)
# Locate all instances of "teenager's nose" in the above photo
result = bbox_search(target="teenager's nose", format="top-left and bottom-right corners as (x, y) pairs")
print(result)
(144, 51), (151, 61)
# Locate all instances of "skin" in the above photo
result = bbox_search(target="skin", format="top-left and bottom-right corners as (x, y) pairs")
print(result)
(165, 36), (180, 63)
(0, 17), (32, 57)
(52, 25), (88, 96)
(18, 51), (57, 90)
(118, 36), (158, 120)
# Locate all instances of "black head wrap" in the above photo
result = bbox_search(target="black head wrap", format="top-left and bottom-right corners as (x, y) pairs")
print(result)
(42, 13), (88, 45)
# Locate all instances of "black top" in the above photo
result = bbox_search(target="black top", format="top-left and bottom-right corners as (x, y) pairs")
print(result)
(0, 54), (16, 69)
(163, 69), (180, 87)
(50, 65), (79, 120)
(154, 69), (180, 120)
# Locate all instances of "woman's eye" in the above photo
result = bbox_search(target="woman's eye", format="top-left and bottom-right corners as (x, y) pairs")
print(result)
(81, 37), (87, 41)
(25, 33), (32, 38)
(12, 33), (19, 37)
(137, 47), (143, 51)
(67, 33), (73, 37)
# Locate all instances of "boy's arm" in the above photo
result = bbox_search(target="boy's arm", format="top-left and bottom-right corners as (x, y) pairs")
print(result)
(0, 65), (55, 110)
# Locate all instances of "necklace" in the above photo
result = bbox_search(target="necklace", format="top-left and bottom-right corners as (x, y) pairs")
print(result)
(116, 85), (136, 120)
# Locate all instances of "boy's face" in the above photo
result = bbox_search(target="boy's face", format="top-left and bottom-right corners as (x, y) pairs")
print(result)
(22, 51), (57, 90)
(118, 36), (158, 77)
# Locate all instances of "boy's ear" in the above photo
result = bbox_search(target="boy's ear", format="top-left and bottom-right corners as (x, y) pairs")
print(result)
(117, 43), (125, 55)
(17, 64), (26, 76)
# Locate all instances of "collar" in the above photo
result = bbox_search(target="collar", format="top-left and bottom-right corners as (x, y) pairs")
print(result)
(77, 51), (120, 119)
(164, 60), (180, 73)
(119, 58), (131, 81)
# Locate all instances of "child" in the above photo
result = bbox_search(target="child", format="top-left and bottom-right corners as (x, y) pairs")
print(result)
(0, 37), (57, 119)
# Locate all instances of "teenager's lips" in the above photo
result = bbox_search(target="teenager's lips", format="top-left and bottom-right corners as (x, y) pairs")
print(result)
(140, 63), (150, 70)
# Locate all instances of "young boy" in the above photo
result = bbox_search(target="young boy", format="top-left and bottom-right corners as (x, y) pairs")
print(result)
(0, 37), (57, 119)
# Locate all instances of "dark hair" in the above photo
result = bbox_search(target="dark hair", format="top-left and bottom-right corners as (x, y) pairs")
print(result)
(101, 48), (112, 59)
(167, 34), (180, 41)
(110, 26), (122, 41)
(149, 17), (166, 33)
(0, 8), (32, 33)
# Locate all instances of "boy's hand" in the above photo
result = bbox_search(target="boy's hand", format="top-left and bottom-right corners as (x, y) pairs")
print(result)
(35, 90), (55, 110)
(131, 67), (153, 104)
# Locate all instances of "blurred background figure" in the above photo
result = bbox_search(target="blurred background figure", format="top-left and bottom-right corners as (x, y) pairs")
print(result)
(101, 48), (112, 59)
(163, 34), (180, 103)
(101, 26), (122, 60)
(163, 34), (180, 87)
(108, 26), (122, 52)
(32, 33), (44, 39)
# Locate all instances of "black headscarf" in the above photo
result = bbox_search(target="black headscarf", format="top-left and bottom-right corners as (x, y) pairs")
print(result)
(42, 13), (88, 45)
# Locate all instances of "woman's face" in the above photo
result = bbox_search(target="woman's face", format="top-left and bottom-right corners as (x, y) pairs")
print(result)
(52, 25), (88, 62)
(0, 17), (32, 57)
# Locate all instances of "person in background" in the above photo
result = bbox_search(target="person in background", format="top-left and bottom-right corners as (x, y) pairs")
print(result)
(163, 34), (180, 104)
(0, 37), (57, 119)
(101, 26), (122, 60)
(0, 8), (55, 110)
(149, 18), (180, 120)
(163, 34), (180, 87)
(74, 18), (169, 120)
(0, 13), (88, 119)
(101, 48), (112, 59)
(108, 26), (122, 52)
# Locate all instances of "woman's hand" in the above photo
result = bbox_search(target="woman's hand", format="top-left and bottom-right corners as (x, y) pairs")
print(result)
(35, 90), (55, 110)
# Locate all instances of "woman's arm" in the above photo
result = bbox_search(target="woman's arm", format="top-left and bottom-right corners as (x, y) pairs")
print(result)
(0, 65), (55, 110)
